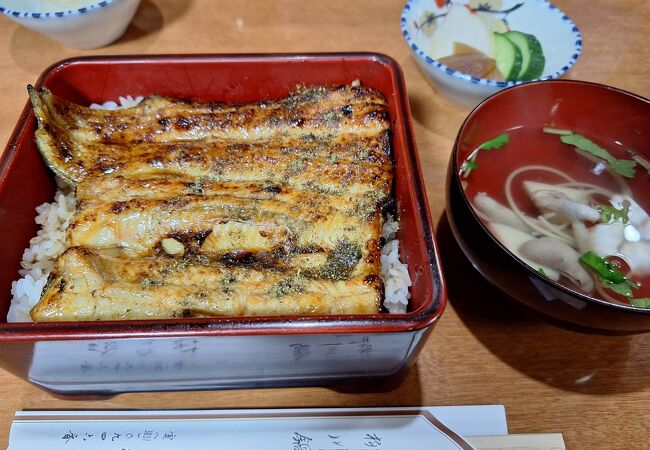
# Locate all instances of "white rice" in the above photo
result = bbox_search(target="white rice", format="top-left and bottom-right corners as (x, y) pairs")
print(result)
(7, 95), (412, 322)
(89, 95), (144, 110)
(380, 216), (412, 314)
(7, 185), (76, 322)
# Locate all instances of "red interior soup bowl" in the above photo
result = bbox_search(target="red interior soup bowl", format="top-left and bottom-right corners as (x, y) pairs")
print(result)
(446, 80), (650, 333)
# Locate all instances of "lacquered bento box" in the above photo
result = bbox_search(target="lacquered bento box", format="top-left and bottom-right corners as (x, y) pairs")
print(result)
(0, 53), (446, 395)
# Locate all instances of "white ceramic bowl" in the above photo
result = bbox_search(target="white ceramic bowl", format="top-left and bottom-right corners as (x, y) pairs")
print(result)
(401, 0), (582, 108)
(0, 0), (141, 49)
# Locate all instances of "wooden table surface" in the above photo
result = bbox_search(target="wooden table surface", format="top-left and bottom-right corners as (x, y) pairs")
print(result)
(1, 1), (649, 448)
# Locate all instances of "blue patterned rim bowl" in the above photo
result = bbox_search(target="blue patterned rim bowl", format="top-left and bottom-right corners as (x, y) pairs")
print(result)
(401, 0), (582, 108)
(0, 0), (119, 18)
(0, 0), (141, 49)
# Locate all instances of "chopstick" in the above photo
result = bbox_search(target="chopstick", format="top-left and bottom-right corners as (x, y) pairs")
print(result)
(467, 433), (565, 450)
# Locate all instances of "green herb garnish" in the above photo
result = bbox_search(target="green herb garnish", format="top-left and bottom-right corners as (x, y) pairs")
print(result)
(579, 251), (627, 284)
(479, 133), (510, 150)
(459, 133), (509, 179)
(626, 149), (650, 174)
(559, 134), (637, 178)
(537, 268), (546, 275)
(630, 298), (650, 309)
(579, 251), (650, 306)
(579, 251), (640, 298)
(607, 159), (638, 179)
(597, 203), (630, 224)
(460, 159), (478, 178)
(608, 280), (638, 298)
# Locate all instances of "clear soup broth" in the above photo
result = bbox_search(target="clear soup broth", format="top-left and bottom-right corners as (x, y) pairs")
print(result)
(462, 125), (650, 306)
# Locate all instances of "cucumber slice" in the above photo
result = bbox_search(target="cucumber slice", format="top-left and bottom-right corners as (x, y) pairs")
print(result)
(493, 33), (522, 81)
(503, 31), (545, 80)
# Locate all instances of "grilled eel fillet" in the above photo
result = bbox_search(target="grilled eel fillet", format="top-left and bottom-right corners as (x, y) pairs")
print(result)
(28, 84), (391, 184)
(32, 247), (384, 321)
(28, 84), (393, 321)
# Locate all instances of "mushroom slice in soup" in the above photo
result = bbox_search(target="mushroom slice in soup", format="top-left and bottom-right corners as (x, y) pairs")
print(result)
(572, 221), (626, 256)
(474, 192), (530, 232)
(523, 181), (590, 204)
(487, 223), (560, 280)
(519, 237), (595, 293)
(528, 189), (600, 223)
(620, 241), (650, 276)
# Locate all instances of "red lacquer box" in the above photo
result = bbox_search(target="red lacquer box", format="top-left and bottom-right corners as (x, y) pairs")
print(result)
(0, 53), (446, 394)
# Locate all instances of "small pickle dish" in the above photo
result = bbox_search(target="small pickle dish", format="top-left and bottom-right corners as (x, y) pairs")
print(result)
(0, 54), (445, 394)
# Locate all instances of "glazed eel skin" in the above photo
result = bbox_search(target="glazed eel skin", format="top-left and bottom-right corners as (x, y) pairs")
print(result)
(28, 84), (393, 321)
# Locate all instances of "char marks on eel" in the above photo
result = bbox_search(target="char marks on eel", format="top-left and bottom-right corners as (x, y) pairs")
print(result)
(27, 84), (393, 321)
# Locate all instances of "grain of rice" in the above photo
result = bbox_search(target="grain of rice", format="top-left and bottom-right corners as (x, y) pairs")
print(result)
(89, 95), (144, 110)
(8, 185), (75, 322)
(380, 215), (411, 313)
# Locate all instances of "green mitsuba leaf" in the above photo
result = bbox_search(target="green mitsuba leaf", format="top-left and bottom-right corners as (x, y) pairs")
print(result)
(606, 280), (634, 298)
(560, 133), (637, 178)
(579, 251), (627, 284)
(597, 204), (629, 224)
(579, 251), (648, 304)
(630, 298), (650, 308)
(608, 159), (637, 178)
(460, 159), (478, 178)
(459, 133), (510, 179)
(479, 133), (510, 150)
